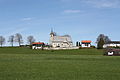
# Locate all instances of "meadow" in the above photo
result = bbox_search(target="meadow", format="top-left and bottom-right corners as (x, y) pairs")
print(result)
(0, 48), (120, 80)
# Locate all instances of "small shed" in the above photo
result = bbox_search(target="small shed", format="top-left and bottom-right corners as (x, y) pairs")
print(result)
(105, 48), (120, 56)
(81, 40), (91, 48)
(32, 42), (45, 49)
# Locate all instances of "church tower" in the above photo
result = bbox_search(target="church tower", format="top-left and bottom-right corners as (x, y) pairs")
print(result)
(50, 28), (54, 37)
(49, 28), (55, 45)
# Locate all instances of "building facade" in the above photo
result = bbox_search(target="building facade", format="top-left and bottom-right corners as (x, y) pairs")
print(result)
(49, 30), (73, 48)
(32, 42), (45, 49)
(103, 41), (120, 48)
(81, 40), (91, 47)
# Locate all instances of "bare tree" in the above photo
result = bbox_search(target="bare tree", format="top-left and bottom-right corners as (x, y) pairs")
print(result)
(15, 33), (23, 46)
(0, 36), (5, 47)
(27, 36), (35, 45)
(8, 35), (14, 47)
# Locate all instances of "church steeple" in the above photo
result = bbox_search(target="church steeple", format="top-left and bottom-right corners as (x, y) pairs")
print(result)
(50, 28), (57, 37)
(50, 28), (54, 37)
(51, 28), (53, 33)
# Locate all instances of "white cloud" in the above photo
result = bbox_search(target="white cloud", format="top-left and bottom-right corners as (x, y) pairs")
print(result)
(63, 10), (81, 14)
(83, 0), (120, 8)
(21, 17), (32, 21)
(60, 0), (120, 8)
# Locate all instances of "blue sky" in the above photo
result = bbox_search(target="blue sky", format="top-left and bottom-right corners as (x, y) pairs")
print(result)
(0, 0), (120, 46)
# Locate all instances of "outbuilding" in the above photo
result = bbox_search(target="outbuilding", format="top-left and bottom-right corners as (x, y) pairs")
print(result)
(32, 42), (45, 49)
(81, 40), (91, 48)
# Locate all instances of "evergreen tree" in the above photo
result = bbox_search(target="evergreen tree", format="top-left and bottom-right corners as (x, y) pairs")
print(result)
(79, 42), (81, 46)
(96, 34), (111, 49)
(76, 41), (79, 46)
(97, 37), (105, 49)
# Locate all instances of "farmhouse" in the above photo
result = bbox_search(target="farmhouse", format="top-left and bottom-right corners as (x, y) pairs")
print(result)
(103, 41), (120, 48)
(32, 42), (45, 49)
(81, 40), (91, 48)
(49, 30), (73, 48)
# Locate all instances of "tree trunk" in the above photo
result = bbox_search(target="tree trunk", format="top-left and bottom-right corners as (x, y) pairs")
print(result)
(1, 44), (2, 47)
(19, 42), (20, 47)
(12, 42), (13, 47)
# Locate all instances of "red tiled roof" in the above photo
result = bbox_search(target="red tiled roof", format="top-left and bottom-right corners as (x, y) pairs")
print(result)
(32, 42), (44, 44)
(81, 40), (91, 43)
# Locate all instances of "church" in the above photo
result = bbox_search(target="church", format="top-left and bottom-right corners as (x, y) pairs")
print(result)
(49, 29), (73, 48)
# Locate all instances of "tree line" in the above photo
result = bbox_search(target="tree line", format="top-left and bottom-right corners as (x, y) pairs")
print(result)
(0, 33), (35, 47)
(0, 33), (111, 49)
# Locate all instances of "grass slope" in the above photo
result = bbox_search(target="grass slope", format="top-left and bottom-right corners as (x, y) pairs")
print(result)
(0, 48), (120, 80)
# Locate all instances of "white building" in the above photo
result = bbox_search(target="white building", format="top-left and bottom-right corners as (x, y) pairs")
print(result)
(49, 30), (73, 48)
(81, 40), (91, 48)
(103, 41), (120, 48)
(32, 42), (45, 49)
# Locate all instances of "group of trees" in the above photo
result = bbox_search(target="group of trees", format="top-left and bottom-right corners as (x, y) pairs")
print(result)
(76, 41), (81, 46)
(96, 34), (111, 49)
(0, 33), (36, 47)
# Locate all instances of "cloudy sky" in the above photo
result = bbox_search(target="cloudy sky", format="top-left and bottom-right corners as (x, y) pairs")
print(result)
(0, 0), (120, 46)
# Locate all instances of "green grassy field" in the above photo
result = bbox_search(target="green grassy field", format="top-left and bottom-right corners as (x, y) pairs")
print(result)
(0, 48), (120, 80)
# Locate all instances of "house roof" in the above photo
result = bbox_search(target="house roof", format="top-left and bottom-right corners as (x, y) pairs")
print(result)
(106, 48), (120, 52)
(32, 42), (44, 44)
(106, 41), (120, 44)
(81, 40), (91, 43)
(52, 35), (72, 42)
